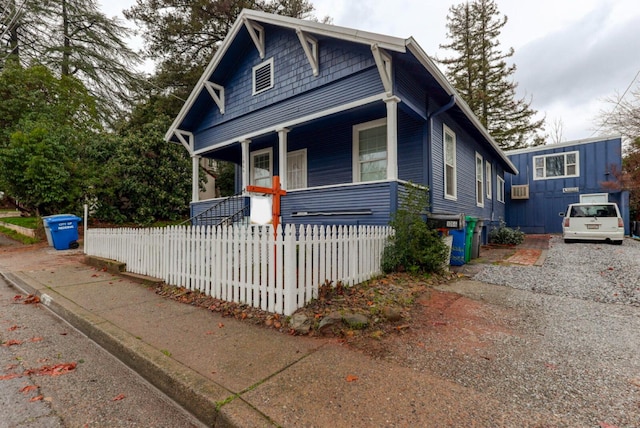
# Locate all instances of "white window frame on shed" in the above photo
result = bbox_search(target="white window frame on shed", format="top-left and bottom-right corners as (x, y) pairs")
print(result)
(475, 152), (484, 207)
(497, 176), (505, 203)
(352, 118), (387, 183)
(252, 58), (274, 95)
(287, 149), (307, 190)
(485, 161), (492, 200)
(533, 151), (579, 180)
(250, 148), (273, 187)
(443, 125), (457, 200)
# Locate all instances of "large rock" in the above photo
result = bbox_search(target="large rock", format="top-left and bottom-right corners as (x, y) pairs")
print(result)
(317, 312), (343, 335)
(342, 312), (369, 329)
(289, 313), (311, 335)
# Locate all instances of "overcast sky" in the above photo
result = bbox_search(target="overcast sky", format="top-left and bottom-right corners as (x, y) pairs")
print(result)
(102, 0), (640, 143)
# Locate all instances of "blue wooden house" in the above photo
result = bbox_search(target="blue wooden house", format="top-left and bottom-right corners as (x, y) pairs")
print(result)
(165, 9), (518, 240)
(505, 136), (630, 234)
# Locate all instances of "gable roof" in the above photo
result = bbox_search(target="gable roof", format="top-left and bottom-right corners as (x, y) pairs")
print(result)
(165, 8), (518, 175)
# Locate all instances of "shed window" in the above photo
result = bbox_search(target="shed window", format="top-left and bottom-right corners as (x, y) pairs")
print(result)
(533, 151), (579, 180)
(443, 125), (457, 199)
(253, 58), (274, 95)
(476, 152), (484, 207)
(353, 119), (387, 182)
(251, 148), (272, 187)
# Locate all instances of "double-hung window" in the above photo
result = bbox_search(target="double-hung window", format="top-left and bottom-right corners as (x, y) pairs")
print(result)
(443, 125), (457, 199)
(353, 119), (387, 182)
(533, 151), (579, 180)
(475, 152), (484, 207)
(485, 161), (492, 200)
(497, 176), (505, 203)
(287, 149), (307, 190)
(251, 148), (272, 187)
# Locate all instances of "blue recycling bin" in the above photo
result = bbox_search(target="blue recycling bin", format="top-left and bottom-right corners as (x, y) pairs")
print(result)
(46, 215), (81, 250)
(449, 229), (466, 266)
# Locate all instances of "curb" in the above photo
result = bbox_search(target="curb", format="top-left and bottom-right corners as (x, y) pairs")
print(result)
(0, 269), (271, 427)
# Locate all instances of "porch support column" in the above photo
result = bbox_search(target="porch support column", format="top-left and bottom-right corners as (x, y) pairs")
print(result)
(277, 128), (290, 190)
(241, 139), (250, 193)
(385, 95), (400, 180)
(192, 155), (200, 202)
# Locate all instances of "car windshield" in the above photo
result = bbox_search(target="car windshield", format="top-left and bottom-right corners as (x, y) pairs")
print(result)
(570, 205), (617, 218)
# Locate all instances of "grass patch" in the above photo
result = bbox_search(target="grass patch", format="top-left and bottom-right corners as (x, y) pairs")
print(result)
(0, 216), (38, 229)
(0, 226), (41, 244)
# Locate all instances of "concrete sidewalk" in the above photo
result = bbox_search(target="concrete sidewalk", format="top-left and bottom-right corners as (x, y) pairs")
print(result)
(0, 246), (510, 427)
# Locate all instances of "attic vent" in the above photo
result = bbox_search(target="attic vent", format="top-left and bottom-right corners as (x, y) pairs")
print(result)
(511, 184), (530, 200)
(253, 58), (274, 95)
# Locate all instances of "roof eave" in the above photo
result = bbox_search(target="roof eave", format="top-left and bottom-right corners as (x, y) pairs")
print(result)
(405, 38), (519, 175)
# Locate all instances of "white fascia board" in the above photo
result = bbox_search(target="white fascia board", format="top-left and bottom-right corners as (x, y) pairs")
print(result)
(405, 37), (518, 175)
(241, 9), (407, 53)
(505, 135), (622, 155)
(193, 93), (387, 156)
(165, 14), (248, 142)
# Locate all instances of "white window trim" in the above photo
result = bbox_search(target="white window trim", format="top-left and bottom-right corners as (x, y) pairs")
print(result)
(533, 151), (580, 180)
(252, 57), (274, 95)
(485, 161), (492, 200)
(250, 147), (273, 186)
(352, 118), (387, 183)
(287, 149), (307, 190)
(497, 176), (505, 203)
(443, 125), (457, 200)
(476, 152), (484, 207)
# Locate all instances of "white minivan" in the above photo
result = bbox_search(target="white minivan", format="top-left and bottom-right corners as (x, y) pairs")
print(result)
(561, 202), (624, 245)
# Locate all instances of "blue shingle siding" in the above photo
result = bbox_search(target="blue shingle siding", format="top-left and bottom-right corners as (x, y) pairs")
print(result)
(505, 137), (624, 233)
(190, 29), (383, 151)
(193, 67), (384, 151)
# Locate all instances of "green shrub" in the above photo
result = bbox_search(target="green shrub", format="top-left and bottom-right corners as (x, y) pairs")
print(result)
(381, 184), (448, 274)
(489, 220), (525, 245)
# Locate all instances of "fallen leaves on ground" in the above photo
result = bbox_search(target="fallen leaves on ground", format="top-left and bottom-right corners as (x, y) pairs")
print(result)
(24, 294), (40, 305)
(20, 385), (38, 393)
(8, 325), (19, 331)
(29, 395), (44, 402)
(0, 373), (22, 380)
(30, 337), (43, 342)
(26, 362), (77, 377)
(112, 393), (126, 401)
(345, 374), (358, 382)
(2, 339), (22, 347)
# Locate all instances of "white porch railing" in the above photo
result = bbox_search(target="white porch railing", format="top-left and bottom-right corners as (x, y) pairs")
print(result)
(85, 224), (392, 316)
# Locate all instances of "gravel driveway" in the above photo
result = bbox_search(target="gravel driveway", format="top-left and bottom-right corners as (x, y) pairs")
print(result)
(430, 236), (640, 427)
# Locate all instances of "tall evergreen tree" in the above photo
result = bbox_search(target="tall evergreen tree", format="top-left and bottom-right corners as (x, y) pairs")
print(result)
(438, 0), (545, 149)
(1, 0), (144, 125)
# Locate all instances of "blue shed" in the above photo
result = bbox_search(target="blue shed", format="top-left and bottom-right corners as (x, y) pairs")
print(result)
(504, 136), (630, 235)
(165, 9), (518, 243)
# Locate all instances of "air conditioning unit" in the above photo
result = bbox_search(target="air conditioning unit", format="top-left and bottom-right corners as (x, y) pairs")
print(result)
(511, 184), (530, 200)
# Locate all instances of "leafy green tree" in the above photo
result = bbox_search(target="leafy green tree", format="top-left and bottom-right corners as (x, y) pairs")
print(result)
(382, 185), (449, 274)
(0, 64), (100, 216)
(438, 0), (545, 149)
(90, 116), (193, 225)
(1, 0), (143, 125)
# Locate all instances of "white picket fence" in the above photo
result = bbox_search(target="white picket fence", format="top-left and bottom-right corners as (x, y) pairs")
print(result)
(85, 224), (392, 315)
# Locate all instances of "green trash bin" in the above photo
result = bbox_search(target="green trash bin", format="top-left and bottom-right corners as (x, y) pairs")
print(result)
(464, 216), (478, 262)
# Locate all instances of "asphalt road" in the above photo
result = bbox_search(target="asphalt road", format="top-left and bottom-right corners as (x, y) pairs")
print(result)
(0, 276), (205, 428)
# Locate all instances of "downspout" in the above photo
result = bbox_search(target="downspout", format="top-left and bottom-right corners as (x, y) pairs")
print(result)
(426, 95), (456, 210)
